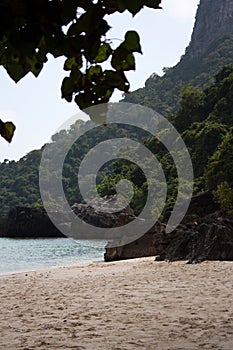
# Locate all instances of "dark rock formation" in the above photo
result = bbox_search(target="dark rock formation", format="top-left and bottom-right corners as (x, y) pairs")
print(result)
(157, 212), (233, 263)
(0, 196), (136, 239)
(70, 195), (137, 240)
(0, 216), (7, 237)
(3, 206), (66, 238)
(104, 191), (233, 263)
(72, 195), (135, 229)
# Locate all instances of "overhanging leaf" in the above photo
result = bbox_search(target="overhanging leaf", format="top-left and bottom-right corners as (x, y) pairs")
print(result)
(0, 120), (16, 143)
(103, 70), (130, 91)
(26, 57), (44, 77)
(61, 77), (75, 102)
(95, 43), (112, 63)
(64, 56), (83, 71)
(123, 0), (144, 16)
(0, 0), (161, 115)
(112, 50), (135, 71)
(144, 0), (162, 9)
(59, 0), (78, 24)
(5, 61), (27, 82)
(117, 0), (161, 15)
(124, 31), (142, 53)
(87, 65), (102, 81)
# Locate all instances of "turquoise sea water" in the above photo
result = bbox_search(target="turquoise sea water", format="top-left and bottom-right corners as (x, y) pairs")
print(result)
(0, 238), (106, 275)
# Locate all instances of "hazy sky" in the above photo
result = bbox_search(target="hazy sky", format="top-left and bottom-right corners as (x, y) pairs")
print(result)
(0, 0), (200, 162)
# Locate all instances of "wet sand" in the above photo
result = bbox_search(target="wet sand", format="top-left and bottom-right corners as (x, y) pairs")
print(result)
(0, 258), (232, 349)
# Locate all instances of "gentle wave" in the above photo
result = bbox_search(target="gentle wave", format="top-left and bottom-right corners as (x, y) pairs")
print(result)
(0, 238), (106, 274)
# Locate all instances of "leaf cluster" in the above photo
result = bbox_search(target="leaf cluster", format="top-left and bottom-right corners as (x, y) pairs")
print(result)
(0, 0), (161, 114)
(0, 119), (15, 143)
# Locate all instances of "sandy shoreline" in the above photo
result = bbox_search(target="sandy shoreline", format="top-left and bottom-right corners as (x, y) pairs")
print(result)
(0, 258), (232, 350)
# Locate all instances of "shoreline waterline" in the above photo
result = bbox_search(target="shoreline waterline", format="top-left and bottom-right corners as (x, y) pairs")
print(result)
(0, 237), (107, 275)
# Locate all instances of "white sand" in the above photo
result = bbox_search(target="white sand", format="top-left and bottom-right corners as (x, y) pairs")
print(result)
(0, 258), (232, 350)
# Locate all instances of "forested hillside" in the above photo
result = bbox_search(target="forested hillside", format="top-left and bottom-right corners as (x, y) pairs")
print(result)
(99, 66), (233, 213)
(124, 34), (233, 115)
(1, 0), (233, 217)
(124, 0), (233, 115)
(0, 66), (232, 216)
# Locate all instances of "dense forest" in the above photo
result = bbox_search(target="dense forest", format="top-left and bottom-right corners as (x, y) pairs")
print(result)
(124, 34), (233, 115)
(0, 65), (233, 217)
(1, 0), (233, 219)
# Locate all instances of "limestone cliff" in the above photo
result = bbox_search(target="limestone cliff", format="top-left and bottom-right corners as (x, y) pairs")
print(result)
(124, 0), (233, 114)
(187, 0), (233, 59)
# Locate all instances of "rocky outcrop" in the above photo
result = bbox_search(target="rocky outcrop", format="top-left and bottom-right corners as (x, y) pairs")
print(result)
(187, 0), (233, 59)
(72, 195), (135, 229)
(3, 206), (66, 238)
(104, 227), (159, 261)
(2, 192), (233, 263)
(157, 212), (233, 263)
(105, 191), (233, 263)
(0, 195), (136, 239)
(105, 214), (233, 263)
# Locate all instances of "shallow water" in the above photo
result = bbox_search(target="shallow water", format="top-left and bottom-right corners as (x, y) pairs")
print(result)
(0, 238), (106, 274)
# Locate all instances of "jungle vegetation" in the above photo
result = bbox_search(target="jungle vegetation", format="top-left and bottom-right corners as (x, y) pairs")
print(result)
(0, 65), (233, 216)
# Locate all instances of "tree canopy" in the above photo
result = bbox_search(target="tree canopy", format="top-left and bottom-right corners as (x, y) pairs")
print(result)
(0, 0), (162, 142)
(1, 66), (233, 216)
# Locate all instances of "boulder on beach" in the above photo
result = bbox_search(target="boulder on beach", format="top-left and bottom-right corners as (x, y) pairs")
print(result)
(104, 191), (233, 263)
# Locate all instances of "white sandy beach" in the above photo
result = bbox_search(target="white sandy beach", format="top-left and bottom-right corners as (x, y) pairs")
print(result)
(0, 258), (232, 350)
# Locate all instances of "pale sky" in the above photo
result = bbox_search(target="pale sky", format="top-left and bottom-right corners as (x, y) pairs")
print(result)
(0, 0), (200, 162)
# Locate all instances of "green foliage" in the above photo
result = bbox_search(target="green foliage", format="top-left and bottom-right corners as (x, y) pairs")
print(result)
(174, 66), (233, 187)
(174, 85), (205, 133)
(0, 150), (42, 215)
(124, 35), (233, 115)
(0, 0), (161, 120)
(183, 121), (227, 178)
(0, 119), (15, 143)
(0, 65), (233, 217)
(213, 182), (233, 215)
(206, 127), (233, 189)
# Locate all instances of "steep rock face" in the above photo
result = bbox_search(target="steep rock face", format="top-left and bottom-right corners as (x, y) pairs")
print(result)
(124, 0), (233, 114)
(187, 0), (233, 59)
